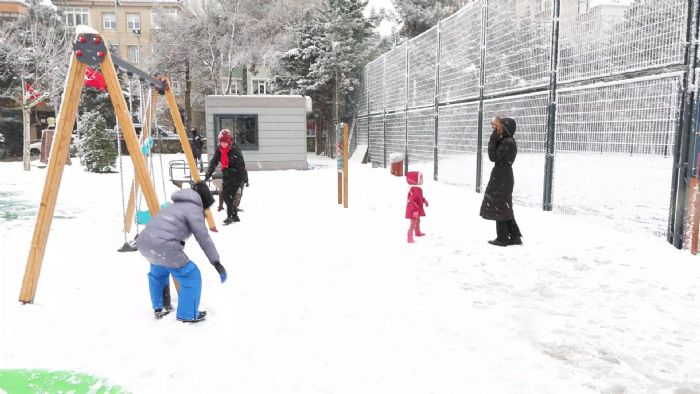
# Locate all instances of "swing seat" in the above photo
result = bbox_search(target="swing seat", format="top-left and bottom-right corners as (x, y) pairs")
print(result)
(136, 202), (171, 225)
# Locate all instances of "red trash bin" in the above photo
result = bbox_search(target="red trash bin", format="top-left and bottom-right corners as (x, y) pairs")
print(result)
(390, 153), (404, 176)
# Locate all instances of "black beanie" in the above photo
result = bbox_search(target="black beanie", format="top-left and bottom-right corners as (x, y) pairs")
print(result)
(191, 181), (215, 209)
(501, 117), (516, 136)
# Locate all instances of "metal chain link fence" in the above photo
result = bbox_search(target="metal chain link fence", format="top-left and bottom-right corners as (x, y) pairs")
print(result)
(354, 0), (697, 244)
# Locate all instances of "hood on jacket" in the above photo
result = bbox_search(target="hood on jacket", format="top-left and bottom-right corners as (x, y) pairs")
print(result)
(171, 188), (204, 208)
(406, 171), (423, 185)
(501, 117), (516, 136)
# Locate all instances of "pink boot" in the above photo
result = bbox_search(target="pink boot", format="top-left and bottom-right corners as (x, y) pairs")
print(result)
(407, 230), (414, 243)
(414, 224), (426, 237)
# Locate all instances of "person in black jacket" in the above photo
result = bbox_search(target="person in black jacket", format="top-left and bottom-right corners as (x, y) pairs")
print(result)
(189, 127), (204, 171)
(480, 116), (522, 246)
(204, 129), (247, 225)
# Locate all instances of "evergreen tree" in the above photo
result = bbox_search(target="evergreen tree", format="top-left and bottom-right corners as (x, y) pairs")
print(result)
(390, 0), (464, 40)
(78, 111), (117, 173)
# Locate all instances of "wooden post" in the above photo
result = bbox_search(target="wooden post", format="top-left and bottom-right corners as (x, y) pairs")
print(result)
(124, 89), (158, 234)
(102, 52), (160, 216)
(689, 177), (700, 254)
(337, 173), (342, 204)
(343, 122), (348, 208)
(19, 55), (86, 303)
(163, 78), (217, 232)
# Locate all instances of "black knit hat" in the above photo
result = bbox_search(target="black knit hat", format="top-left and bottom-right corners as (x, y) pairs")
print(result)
(501, 117), (516, 136)
(191, 181), (215, 209)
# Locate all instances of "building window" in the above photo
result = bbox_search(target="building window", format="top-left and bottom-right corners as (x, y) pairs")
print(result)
(252, 79), (268, 95)
(150, 8), (177, 29)
(170, 80), (180, 95)
(127, 14), (140, 31)
(103, 13), (116, 29)
(62, 7), (89, 27)
(127, 45), (139, 64)
(214, 114), (259, 150)
(220, 78), (241, 94)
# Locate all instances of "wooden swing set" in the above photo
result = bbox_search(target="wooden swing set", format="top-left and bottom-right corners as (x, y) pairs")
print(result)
(18, 26), (217, 304)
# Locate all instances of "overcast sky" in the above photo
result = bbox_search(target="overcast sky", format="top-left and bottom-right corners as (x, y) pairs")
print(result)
(365, 0), (396, 37)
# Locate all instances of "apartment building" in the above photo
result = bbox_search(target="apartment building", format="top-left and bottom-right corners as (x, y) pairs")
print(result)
(52, 0), (181, 66)
(0, 0), (27, 21)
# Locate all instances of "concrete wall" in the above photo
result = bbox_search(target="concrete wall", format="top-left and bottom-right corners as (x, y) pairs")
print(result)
(205, 95), (307, 171)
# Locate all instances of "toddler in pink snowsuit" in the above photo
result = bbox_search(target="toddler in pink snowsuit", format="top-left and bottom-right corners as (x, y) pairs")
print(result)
(405, 171), (428, 243)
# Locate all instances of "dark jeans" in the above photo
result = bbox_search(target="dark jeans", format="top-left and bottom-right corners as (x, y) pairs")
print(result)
(223, 180), (242, 218)
(496, 219), (522, 241)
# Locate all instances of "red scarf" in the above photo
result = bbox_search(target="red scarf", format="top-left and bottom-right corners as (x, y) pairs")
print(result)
(220, 145), (231, 169)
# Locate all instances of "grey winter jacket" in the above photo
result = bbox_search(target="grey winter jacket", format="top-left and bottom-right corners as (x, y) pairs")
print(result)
(136, 189), (220, 268)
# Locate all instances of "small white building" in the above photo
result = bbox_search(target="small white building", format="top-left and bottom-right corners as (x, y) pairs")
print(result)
(204, 95), (309, 170)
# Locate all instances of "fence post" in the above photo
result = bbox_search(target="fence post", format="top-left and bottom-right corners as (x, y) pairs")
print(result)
(670, 0), (700, 248)
(382, 55), (387, 168)
(434, 21), (442, 181)
(476, 0), (488, 193)
(405, 41), (410, 176)
(543, 0), (561, 212)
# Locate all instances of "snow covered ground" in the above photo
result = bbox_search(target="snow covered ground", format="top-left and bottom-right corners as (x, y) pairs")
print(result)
(1, 153), (699, 393)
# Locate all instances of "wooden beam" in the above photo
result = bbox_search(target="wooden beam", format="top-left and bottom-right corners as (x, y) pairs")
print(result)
(19, 55), (87, 303)
(163, 78), (217, 232)
(101, 52), (160, 216)
(343, 122), (349, 208)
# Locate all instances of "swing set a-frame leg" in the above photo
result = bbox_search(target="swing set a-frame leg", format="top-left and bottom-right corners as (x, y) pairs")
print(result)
(163, 78), (217, 232)
(19, 55), (86, 304)
(19, 27), (164, 304)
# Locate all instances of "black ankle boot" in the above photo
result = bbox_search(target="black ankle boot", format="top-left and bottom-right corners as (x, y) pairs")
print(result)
(508, 237), (523, 245)
(488, 238), (509, 247)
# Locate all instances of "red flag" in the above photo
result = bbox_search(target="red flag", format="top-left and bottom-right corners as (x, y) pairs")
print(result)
(24, 82), (42, 102)
(85, 67), (107, 92)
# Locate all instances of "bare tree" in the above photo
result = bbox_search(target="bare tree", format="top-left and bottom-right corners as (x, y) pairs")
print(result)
(0, 2), (71, 169)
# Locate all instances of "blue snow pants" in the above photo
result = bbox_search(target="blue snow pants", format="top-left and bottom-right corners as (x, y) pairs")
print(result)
(148, 262), (202, 321)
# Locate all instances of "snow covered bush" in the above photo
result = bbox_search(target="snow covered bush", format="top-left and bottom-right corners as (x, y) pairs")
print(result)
(78, 111), (116, 173)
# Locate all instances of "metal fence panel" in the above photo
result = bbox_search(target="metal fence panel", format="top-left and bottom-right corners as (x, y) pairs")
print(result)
(559, 0), (687, 82)
(482, 92), (549, 208)
(438, 102), (480, 187)
(553, 74), (682, 236)
(368, 58), (385, 115)
(384, 44), (408, 112)
(369, 115), (384, 166)
(357, 65), (368, 116)
(408, 27), (438, 108)
(483, 0), (552, 94)
(356, 116), (369, 146)
(407, 108), (435, 167)
(385, 112), (406, 167)
(439, 3), (482, 103)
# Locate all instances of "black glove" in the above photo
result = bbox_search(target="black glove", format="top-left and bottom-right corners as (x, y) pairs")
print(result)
(212, 261), (227, 283)
(245, 181), (249, 187)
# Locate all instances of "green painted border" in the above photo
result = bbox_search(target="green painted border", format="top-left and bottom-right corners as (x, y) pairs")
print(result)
(0, 369), (129, 394)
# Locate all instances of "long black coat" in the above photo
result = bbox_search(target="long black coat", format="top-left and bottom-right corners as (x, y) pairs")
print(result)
(480, 132), (517, 221)
(205, 145), (247, 185)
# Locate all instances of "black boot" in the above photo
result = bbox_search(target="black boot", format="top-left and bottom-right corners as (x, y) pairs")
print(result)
(223, 216), (234, 225)
(489, 221), (509, 246)
(154, 307), (172, 319)
(178, 311), (207, 323)
(507, 219), (522, 245)
(232, 213), (240, 222)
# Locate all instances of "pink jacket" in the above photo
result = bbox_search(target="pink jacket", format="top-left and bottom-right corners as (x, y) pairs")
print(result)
(405, 186), (427, 219)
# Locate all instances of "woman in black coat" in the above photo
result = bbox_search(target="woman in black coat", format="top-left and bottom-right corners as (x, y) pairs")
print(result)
(204, 129), (247, 225)
(479, 116), (522, 246)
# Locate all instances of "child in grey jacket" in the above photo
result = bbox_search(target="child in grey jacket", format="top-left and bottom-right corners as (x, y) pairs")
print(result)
(136, 183), (226, 323)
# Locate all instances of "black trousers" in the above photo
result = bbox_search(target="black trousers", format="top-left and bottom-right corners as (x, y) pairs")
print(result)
(496, 219), (522, 241)
(223, 180), (242, 218)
